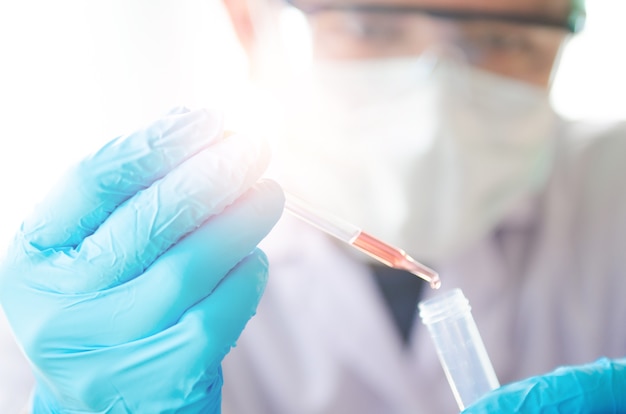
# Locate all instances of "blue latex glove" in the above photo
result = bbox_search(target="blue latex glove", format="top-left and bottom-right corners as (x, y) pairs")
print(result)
(462, 358), (626, 413)
(0, 107), (284, 413)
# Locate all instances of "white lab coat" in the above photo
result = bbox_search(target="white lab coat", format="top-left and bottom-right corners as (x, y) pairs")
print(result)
(222, 120), (626, 414)
(0, 309), (33, 413)
(1, 121), (626, 413)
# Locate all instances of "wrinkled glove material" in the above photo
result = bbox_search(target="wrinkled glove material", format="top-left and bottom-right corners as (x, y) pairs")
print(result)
(462, 357), (626, 413)
(0, 107), (284, 413)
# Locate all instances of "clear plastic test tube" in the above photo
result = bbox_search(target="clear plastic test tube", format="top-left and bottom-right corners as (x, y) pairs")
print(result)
(419, 289), (500, 411)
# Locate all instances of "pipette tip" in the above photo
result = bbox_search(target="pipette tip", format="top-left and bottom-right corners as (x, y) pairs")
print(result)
(404, 255), (441, 289)
(429, 276), (442, 290)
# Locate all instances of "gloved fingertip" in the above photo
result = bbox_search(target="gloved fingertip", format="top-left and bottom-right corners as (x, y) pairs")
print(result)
(233, 132), (272, 175)
(256, 179), (285, 202)
(165, 107), (225, 138)
(195, 108), (226, 144)
(249, 179), (286, 225)
(234, 248), (270, 300)
(250, 247), (270, 270)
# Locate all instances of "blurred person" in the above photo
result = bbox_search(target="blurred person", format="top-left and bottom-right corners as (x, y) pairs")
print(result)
(220, 0), (626, 412)
(1, 0), (626, 413)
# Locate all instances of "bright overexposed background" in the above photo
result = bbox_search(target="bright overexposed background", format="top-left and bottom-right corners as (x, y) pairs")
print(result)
(0, 0), (625, 246)
(551, 0), (626, 120)
(0, 0), (249, 247)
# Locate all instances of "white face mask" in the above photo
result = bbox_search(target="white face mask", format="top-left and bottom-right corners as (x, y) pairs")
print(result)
(269, 58), (559, 263)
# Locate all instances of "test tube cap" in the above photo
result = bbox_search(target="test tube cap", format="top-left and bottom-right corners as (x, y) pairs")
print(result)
(418, 288), (470, 324)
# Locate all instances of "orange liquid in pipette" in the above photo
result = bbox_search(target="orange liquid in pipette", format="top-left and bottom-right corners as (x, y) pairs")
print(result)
(352, 231), (441, 289)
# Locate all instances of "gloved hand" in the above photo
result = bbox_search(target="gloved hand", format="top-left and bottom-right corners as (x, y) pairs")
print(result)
(0, 107), (284, 413)
(462, 357), (626, 413)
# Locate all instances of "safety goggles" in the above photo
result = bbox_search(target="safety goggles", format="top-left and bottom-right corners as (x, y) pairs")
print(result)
(286, 1), (586, 33)
(282, 1), (585, 82)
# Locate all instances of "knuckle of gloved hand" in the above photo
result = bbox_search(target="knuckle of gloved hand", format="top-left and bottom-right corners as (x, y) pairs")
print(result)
(239, 250), (271, 296)
(65, 374), (113, 411)
(179, 312), (232, 365)
(246, 181), (285, 230)
(203, 134), (267, 185)
(19, 295), (105, 361)
(182, 312), (212, 350)
(21, 314), (77, 365)
(76, 156), (139, 200)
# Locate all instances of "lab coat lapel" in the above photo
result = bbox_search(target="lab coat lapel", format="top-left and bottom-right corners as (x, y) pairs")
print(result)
(308, 235), (430, 409)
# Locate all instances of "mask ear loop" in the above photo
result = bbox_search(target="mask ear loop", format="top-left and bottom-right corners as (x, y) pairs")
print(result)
(546, 33), (571, 91)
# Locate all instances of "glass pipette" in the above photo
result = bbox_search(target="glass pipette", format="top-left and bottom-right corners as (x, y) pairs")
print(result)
(284, 191), (441, 289)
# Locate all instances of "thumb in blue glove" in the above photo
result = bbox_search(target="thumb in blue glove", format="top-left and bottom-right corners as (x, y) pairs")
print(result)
(0, 107), (284, 413)
(462, 357), (626, 413)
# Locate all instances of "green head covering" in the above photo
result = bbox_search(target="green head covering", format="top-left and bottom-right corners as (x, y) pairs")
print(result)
(568, 0), (586, 32)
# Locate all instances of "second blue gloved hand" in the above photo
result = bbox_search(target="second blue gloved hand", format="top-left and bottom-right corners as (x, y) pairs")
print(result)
(462, 357), (626, 413)
(0, 107), (284, 413)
